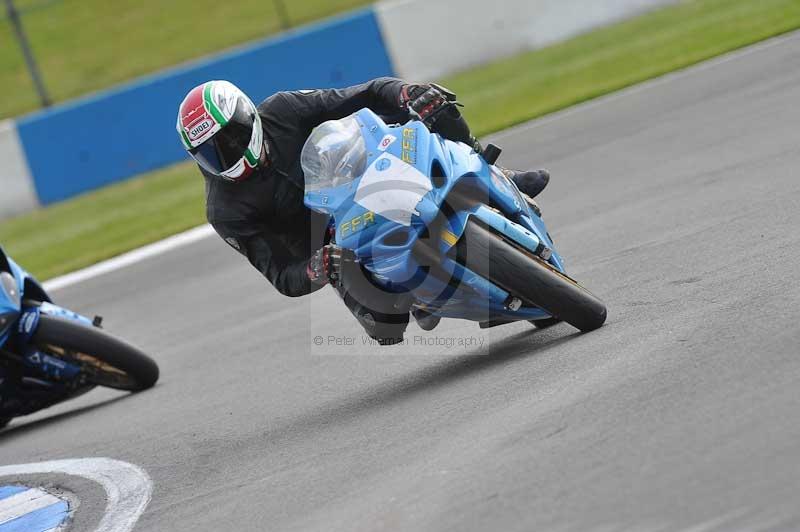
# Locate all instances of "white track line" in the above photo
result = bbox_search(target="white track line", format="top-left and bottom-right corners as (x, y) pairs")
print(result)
(0, 458), (152, 532)
(0, 488), (62, 525)
(39, 29), (800, 293)
(42, 224), (214, 292)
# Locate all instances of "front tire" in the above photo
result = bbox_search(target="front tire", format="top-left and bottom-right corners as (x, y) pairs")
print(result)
(531, 317), (562, 329)
(458, 220), (607, 332)
(32, 315), (159, 391)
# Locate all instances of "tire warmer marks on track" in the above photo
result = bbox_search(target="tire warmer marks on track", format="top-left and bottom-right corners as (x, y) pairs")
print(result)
(0, 485), (69, 532)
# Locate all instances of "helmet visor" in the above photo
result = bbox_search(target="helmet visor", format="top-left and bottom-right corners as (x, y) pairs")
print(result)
(190, 98), (256, 175)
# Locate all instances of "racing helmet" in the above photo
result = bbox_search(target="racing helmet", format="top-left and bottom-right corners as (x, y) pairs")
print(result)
(177, 80), (265, 181)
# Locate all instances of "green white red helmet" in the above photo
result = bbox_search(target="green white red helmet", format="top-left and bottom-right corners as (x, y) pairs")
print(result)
(177, 80), (265, 181)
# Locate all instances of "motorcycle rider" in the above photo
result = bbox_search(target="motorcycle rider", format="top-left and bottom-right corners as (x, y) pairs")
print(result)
(176, 78), (550, 344)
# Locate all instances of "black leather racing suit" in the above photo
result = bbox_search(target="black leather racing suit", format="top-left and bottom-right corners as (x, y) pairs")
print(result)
(202, 77), (471, 341)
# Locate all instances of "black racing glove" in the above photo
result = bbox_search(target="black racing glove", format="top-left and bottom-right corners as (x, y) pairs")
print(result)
(399, 83), (429, 108)
(307, 244), (344, 287)
(400, 83), (458, 127)
(400, 83), (481, 152)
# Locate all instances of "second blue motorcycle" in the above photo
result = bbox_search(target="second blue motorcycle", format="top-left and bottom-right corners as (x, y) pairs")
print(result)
(0, 249), (158, 428)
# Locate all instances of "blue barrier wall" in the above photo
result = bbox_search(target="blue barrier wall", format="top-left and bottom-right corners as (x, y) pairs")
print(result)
(16, 9), (394, 205)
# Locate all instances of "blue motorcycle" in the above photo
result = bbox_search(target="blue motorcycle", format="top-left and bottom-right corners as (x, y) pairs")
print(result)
(0, 248), (158, 427)
(301, 109), (607, 333)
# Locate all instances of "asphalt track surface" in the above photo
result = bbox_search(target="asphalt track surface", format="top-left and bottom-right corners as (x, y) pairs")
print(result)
(2, 32), (800, 531)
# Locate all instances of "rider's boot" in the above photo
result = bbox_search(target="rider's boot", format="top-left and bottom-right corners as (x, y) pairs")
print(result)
(412, 308), (441, 331)
(500, 167), (550, 199)
(341, 291), (410, 345)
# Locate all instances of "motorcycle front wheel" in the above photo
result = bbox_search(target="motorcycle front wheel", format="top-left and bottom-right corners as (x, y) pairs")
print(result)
(457, 220), (607, 332)
(32, 314), (159, 391)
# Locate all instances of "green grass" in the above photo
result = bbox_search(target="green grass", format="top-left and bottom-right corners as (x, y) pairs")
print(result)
(450, 0), (800, 136)
(0, 161), (205, 280)
(0, 0), (372, 120)
(2, 0), (800, 281)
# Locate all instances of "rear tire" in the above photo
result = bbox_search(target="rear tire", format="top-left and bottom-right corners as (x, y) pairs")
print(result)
(32, 315), (159, 391)
(459, 220), (607, 332)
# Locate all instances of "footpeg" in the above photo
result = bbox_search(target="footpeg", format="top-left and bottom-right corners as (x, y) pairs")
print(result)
(504, 296), (522, 311)
(534, 242), (552, 261)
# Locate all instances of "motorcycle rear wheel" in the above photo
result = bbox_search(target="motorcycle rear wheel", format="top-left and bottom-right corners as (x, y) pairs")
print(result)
(458, 220), (607, 332)
(32, 314), (159, 391)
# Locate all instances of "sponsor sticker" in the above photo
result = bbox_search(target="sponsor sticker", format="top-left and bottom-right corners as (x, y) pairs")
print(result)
(17, 309), (38, 337)
(43, 354), (67, 369)
(402, 128), (417, 164)
(189, 117), (213, 138)
(339, 212), (376, 238)
(377, 134), (397, 151)
(376, 158), (392, 171)
(23, 312), (35, 333)
(442, 230), (459, 247)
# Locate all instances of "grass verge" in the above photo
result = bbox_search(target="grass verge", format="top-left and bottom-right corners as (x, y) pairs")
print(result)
(451, 0), (800, 136)
(0, 0), (372, 120)
(2, 0), (799, 281)
(0, 161), (205, 280)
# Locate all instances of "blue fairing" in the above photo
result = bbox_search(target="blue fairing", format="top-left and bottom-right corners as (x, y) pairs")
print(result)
(0, 248), (30, 346)
(305, 109), (567, 323)
(0, 246), (90, 377)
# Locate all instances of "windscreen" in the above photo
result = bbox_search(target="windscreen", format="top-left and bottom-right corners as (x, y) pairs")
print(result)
(301, 116), (367, 192)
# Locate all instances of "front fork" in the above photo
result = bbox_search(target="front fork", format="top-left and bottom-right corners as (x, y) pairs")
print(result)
(6, 304), (84, 384)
